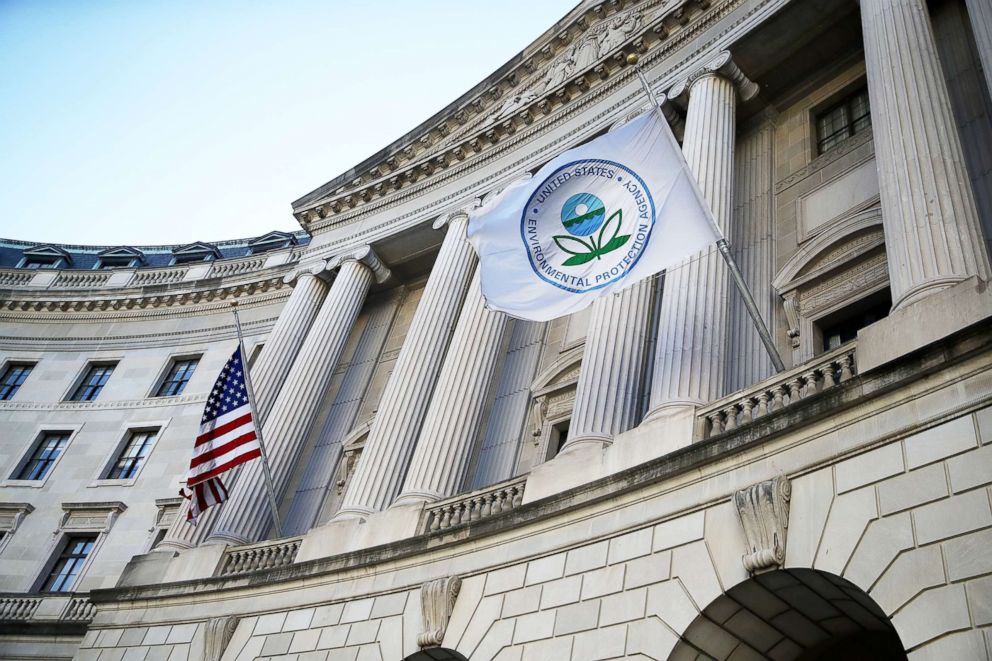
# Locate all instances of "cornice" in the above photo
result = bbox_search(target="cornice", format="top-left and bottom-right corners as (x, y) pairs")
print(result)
(294, 0), (723, 229)
(296, 0), (775, 254)
(0, 392), (207, 412)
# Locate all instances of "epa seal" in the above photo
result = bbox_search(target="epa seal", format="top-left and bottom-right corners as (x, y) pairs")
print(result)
(520, 159), (656, 293)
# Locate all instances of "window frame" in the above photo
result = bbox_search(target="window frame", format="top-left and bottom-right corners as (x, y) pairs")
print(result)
(813, 84), (872, 156)
(65, 361), (119, 402)
(151, 354), (201, 398)
(36, 534), (99, 593)
(4, 425), (81, 488)
(91, 421), (169, 487)
(0, 361), (36, 401)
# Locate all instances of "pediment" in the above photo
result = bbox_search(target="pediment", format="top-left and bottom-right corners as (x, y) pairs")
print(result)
(97, 246), (145, 259)
(248, 231), (297, 253)
(532, 345), (584, 395)
(172, 241), (221, 259)
(24, 244), (70, 259)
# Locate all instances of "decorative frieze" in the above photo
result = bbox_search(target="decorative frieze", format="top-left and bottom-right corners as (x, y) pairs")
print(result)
(417, 575), (462, 648)
(733, 475), (791, 574)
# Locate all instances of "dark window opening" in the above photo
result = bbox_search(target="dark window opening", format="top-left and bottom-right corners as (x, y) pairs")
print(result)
(41, 535), (96, 592)
(818, 288), (891, 352)
(550, 421), (570, 458)
(816, 86), (871, 154)
(106, 429), (158, 480)
(0, 363), (34, 400)
(15, 432), (71, 480)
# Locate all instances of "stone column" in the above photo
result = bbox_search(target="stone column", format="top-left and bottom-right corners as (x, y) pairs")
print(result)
(862, 0), (990, 310)
(158, 265), (329, 551)
(394, 268), (510, 505)
(649, 52), (754, 414)
(562, 277), (655, 451)
(335, 210), (478, 519)
(206, 247), (390, 545)
(964, 0), (992, 98)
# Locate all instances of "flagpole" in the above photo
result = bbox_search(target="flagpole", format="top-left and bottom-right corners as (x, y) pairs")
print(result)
(230, 302), (284, 538)
(625, 54), (786, 373)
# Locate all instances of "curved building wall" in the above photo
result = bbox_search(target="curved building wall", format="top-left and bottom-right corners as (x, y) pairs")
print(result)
(1, 0), (992, 658)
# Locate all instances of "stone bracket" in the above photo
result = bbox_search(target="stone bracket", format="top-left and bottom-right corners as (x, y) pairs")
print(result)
(418, 575), (461, 648)
(734, 475), (791, 574)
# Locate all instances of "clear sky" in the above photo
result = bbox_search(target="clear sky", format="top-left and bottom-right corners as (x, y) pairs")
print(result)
(0, 1), (576, 246)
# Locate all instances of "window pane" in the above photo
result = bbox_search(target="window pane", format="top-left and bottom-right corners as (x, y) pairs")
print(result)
(155, 358), (199, 397)
(816, 86), (871, 154)
(15, 432), (70, 480)
(107, 430), (157, 479)
(70, 363), (116, 401)
(0, 363), (34, 401)
(42, 535), (97, 592)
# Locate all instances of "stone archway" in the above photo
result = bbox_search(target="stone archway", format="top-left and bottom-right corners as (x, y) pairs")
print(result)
(403, 648), (469, 661)
(669, 568), (906, 660)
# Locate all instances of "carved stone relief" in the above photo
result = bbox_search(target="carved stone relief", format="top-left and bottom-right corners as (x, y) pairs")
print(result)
(418, 575), (462, 648)
(734, 475), (791, 574)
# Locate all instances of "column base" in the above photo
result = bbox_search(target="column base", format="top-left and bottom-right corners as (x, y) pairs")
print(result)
(390, 491), (442, 508)
(892, 275), (969, 311)
(560, 433), (614, 453)
(202, 530), (251, 547)
(643, 400), (701, 424)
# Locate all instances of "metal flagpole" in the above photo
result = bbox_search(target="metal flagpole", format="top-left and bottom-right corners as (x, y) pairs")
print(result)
(625, 54), (786, 373)
(230, 302), (284, 538)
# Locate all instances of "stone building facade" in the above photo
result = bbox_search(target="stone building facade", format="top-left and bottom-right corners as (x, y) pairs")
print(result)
(2, 0), (992, 658)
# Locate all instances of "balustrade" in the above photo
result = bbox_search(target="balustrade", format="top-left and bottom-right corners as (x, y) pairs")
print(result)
(422, 476), (527, 534)
(216, 537), (303, 576)
(698, 344), (857, 439)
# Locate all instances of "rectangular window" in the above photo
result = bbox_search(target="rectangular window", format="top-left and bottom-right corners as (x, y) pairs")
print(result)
(106, 429), (158, 480)
(155, 358), (199, 397)
(69, 363), (116, 401)
(41, 535), (96, 592)
(0, 363), (34, 400)
(816, 87), (871, 154)
(15, 432), (70, 480)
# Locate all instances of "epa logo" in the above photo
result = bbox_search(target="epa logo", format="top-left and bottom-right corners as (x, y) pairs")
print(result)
(521, 159), (656, 293)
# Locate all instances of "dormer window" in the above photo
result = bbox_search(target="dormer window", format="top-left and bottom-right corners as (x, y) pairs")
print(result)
(96, 247), (144, 270)
(247, 231), (297, 255)
(171, 242), (221, 265)
(19, 244), (71, 270)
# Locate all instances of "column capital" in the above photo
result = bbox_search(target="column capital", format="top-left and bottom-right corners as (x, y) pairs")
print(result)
(330, 245), (392, 284)
(669, 51), (759, 104)
(433, 200), (481, 230)
(283, 261), (333, 286)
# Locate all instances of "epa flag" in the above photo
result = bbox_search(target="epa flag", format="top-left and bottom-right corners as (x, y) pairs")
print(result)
(180, 346), (261, 523)
(468, 108), (720, 321)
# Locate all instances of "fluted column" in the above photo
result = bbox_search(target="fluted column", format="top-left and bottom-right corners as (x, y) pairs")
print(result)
(335, 210), (478, 519)
(282, 289), (404, 535)
(862, 0), (990, 310)
(964, 0), (992, 98)
(207, 247), (390, 545)
(649, 52), (747, 414)
(158, 266), (329, 551)
(393, 269), (510, 504)
(563, 276), (655, 451)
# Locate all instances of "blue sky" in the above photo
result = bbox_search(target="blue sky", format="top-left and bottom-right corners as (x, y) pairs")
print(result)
(0, 1), (576, 246)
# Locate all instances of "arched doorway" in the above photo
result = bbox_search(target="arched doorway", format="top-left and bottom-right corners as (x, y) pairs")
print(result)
(402, 648), (469, 661)
(669, 568), (906, 660)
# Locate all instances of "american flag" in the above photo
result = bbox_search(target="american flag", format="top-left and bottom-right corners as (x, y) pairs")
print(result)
(181, 345), (261, 523)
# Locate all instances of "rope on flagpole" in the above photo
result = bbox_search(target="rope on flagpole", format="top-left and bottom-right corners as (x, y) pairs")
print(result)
(625, 54), (786, 373)
(230, 301), (284, 538)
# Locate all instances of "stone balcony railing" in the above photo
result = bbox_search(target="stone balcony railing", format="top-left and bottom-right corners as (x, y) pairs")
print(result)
(216, 535), (304, 577)
(421, 475), (527, 534)
(0, 593), (96, 624)
(697, 342), (858, 440)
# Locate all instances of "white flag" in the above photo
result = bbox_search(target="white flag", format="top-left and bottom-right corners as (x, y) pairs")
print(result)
(467, 108), (721, 322)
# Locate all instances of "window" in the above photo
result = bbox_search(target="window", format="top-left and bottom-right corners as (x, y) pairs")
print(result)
(15, 432), (70, 480)
(69, 363), (116, 401)
(549, 421), (570, 459)
(106, 429), (158, 480)
(155, 358), (199, 397)
(817, 288), (892, 352)
(816, 86), (871, 154)
(97, 257), (138, 269)
(0, 363), (34, 400)
(40, 535), (96, 592)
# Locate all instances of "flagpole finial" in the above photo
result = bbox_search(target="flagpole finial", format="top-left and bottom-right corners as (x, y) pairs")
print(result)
(626, 53), (639, 66)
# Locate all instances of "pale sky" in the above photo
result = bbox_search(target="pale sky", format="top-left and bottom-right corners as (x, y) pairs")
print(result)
(0, 1), (577, 246)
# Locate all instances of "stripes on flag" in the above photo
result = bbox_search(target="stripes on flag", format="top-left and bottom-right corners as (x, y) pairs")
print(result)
(181, 345), (261, 524)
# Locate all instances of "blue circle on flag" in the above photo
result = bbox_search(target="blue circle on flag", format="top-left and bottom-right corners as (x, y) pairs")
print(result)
(560, 193), (605, 236)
